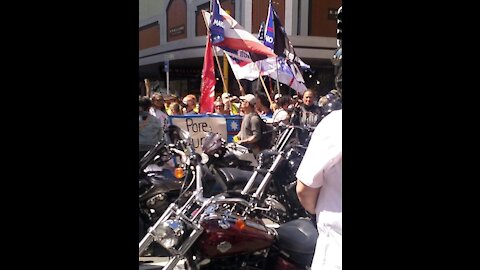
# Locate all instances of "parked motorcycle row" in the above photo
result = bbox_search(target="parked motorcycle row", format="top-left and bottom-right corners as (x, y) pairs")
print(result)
(139, 118), (324, 269)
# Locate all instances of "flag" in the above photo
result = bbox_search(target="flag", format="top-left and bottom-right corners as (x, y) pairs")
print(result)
(210, 0), (276, 61)
(224, 52), (261, 81)
(271, 6), (310, 70)
(263, 1), (275, 51)
(255, 0), (308, 94)
(263, 58), (307, 94)
(199, 33), (216, 113)
(224, 51), (307, 94)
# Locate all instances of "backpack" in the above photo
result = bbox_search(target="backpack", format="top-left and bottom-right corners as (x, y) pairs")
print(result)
(255, 115), (273, 150)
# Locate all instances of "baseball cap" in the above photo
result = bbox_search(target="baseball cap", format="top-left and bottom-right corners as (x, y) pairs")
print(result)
(239, 94), (256, 105)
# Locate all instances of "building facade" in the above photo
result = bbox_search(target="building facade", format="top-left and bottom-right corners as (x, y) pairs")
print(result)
(139, 0), (341, 99)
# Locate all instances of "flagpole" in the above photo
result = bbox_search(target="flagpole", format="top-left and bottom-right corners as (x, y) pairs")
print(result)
(223, 53), (246, 96)
(233, 72), (246, 96)
(268, 76), (273, 96)
(234, 76), (246, 96)
(259, 76), (273, 104)
(255, 61), (265, 100)
(275, 58), (281, 94)
(201, 10), (228, 95)
(212, 46), (228, 93)
(254, 62), (273, 104)
(230, 59), (246, 96)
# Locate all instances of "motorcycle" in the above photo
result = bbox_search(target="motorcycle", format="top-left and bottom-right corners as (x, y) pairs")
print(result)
(201, 132), (257, 170)
(201, 123), (313, 224)
(319, 90), (342, 120)
(139, 126), (229, 257)
(139, 126), (191, 253)
(139, 132), (318, 269)
(239, 123), (315, 224)
(200, 132), (263, 192)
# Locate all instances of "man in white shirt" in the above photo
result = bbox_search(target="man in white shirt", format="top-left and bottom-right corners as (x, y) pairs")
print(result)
(296, 109), (342, 270)
(297, 16), (343, 268)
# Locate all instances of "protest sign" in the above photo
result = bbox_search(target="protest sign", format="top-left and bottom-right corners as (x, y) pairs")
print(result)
(169, 114), (243, 153)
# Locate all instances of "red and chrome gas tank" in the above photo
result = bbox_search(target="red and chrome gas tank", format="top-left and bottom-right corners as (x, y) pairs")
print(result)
(197, 216), (275, 258)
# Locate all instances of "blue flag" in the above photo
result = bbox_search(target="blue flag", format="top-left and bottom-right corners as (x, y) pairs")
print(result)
(210, 0), (224, 45)
(263, 1), (275, 51)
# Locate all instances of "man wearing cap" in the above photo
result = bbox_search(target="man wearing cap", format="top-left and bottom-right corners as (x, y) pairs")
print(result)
(234, 94), (263, 156)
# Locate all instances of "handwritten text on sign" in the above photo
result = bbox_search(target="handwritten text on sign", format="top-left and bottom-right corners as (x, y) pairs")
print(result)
(169, 115), (241, 153)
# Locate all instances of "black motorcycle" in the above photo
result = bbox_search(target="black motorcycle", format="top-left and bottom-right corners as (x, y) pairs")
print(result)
(201, 123), (313, 224)
(201, 132), (257, 171)
(139, 126), (229, 245)
(200, 132), (265, 192)
(239, 123), (315, 224)
(139, 137), (318, 270)
(139, 126), (191, 250)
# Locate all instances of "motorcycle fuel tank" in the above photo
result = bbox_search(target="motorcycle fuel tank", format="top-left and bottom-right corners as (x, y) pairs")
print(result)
(197, 216), (275, 258)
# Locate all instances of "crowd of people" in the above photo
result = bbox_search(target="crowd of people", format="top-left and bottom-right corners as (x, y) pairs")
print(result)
(138, 88), (340, 159)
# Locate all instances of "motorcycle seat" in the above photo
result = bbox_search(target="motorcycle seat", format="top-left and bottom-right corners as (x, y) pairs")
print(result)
(276, 219), (318, 267)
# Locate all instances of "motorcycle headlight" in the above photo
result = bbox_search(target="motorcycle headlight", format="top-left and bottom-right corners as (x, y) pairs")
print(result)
(153, 219), (184, 249)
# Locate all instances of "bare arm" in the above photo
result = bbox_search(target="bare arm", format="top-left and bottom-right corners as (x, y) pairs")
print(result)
(296, 180), (320, 215)
(239, 116), (261, 144)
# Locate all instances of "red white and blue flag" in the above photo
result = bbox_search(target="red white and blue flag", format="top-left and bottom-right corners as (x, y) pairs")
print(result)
(263, 0), (275, 52)
(209, 0), (276, 61)
(256, 0), (308, 94)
